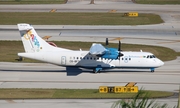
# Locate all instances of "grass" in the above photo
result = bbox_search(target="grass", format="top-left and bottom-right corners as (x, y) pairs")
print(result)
(0, 0), (66, 4)
(0, 41), (178, 62)
(0, 12), (164, 25)
(135, 0), (180, 4)
(0, 88), (174, 99)
(177, 52), (180, 56)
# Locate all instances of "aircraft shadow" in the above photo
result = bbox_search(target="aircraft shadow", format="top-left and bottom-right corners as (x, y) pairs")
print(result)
(0, 67), (151, 76)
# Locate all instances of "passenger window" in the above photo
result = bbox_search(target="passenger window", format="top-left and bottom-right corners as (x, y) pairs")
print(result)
(77, 57), (79, 59)
(129, 58), (131, 60)
(122, 58), (124, 60)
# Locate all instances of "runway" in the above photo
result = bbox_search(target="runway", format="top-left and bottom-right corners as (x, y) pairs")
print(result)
(0, 57), (180, 91)
(0, 1), (180, 108)
(0, 59), (179, 107)
(0, 60), (180, 107)
(0, 98), (178, 108)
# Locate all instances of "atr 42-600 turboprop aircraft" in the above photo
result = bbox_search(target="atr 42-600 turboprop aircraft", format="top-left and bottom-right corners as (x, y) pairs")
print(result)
(17, 23), (164, 73)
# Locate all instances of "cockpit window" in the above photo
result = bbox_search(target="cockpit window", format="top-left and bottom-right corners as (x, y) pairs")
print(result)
(147, 55), (156, 59)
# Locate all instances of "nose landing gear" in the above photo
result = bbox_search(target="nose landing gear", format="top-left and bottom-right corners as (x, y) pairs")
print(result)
(150, 68), (155, 72)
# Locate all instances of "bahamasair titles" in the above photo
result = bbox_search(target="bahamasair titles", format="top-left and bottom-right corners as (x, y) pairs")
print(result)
(17, 23), (164, 73)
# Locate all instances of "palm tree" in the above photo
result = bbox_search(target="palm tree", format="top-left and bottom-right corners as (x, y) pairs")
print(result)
(111, 89), (172, 108)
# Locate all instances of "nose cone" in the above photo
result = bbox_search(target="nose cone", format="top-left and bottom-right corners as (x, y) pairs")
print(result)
(160, 60), (164, 66)
(158, 59), (164, 67)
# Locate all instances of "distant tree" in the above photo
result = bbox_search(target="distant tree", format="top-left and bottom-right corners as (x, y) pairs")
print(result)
(90, 0), (94, 4)
(15, 0), (21, 2)
(111, 88), (174, 108)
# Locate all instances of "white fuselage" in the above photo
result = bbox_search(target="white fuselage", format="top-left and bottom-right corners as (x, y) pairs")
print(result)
(17, 23), (164, 72)
(18, 50), (164, 70)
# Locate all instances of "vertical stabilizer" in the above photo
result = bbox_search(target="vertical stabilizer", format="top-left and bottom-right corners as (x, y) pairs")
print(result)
(17, 23), (69, 53)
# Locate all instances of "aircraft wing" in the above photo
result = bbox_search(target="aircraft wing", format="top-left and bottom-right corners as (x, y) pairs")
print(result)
(89, 43), (107, 56)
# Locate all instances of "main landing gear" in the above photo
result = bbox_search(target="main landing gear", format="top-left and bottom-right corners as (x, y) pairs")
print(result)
(93, 65), (102, 73)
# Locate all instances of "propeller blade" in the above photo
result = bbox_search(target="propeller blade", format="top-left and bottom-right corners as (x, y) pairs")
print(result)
(118, 41), (121, 51)
(106, 38), (108, 46)
(118, 40), (124, 57)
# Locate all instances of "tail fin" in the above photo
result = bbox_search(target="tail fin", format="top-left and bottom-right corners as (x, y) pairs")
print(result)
(17, 23), (68, 53)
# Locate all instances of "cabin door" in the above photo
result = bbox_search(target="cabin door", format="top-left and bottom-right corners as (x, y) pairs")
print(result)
(61, 56), (66, 65)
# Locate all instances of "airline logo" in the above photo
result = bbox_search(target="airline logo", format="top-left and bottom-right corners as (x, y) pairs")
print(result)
(24, 30), (40, 52)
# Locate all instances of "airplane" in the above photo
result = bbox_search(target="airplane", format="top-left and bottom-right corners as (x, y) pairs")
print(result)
(17, 23), (164, 73)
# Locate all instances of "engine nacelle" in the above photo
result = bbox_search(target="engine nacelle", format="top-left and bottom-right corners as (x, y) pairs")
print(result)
(100, 48), (119, 59)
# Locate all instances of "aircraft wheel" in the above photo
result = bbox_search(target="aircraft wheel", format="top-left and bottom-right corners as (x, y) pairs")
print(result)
(151, 70), (155, 72)
(93, 69), (97, 74)
(93, 69), (101, 74)
(150, 68), (155, 73)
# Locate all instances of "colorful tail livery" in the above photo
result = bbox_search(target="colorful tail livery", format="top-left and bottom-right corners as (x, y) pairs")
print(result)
(17, 23), (69, 53)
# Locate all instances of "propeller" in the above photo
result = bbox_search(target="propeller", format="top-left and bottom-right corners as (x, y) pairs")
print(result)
(116, 39), (123, 65)
(105, 37), (124, 61)
(105, 38), (111, 57)
(118, 40), (121, 52)
(118, 40), (124, 58)
(109, 37), (124, 59)
(106, 38), (109, 46)
(108, 37), (124, 65)
(118, 40), (121, 60)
